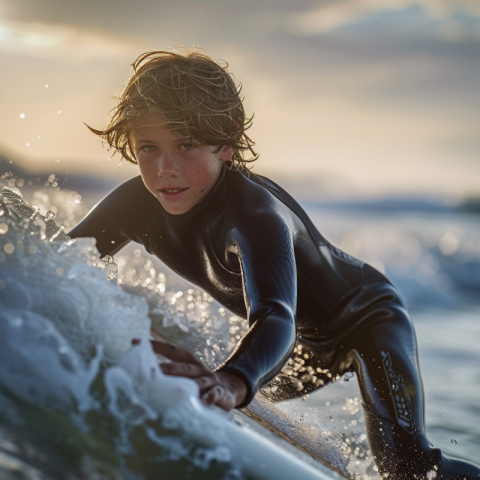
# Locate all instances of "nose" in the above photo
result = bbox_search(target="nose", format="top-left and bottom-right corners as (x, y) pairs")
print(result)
(156, 152), (178, 178)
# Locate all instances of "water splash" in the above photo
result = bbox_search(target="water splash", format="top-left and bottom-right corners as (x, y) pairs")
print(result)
(0, 187), (241, 479)
(103, 254), (119, 281)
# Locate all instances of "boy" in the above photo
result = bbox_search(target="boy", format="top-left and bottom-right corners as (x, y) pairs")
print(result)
(70, 49), (480, 479)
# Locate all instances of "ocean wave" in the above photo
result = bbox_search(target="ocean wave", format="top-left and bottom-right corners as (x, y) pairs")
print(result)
(305, 205), (480, 312)
(0, 187), (245, 480)
(0, 186), (355, 480)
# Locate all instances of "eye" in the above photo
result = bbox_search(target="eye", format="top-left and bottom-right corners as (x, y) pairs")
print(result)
(140, 145), (157, 153)
(180, 143), (195, 151)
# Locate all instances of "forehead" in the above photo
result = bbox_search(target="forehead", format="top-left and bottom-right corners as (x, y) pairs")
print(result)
(132, 112), (188, 141)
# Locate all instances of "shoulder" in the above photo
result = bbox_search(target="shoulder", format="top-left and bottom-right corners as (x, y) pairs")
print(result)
(69, 175), (158, 238)
(225, 168), (287, 217)
(222, 169), (294, 243)
(226, 169), (327, 247)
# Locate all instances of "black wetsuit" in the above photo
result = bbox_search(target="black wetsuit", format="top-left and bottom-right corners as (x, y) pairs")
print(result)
(70, 165), (480, 479)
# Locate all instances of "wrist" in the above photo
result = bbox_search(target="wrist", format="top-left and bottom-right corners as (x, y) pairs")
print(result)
(216, 371), (247, 408)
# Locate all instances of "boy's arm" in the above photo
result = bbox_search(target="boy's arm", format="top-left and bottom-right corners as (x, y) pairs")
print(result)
(217, 212), (297, 408)
(69, 176), (158, 257)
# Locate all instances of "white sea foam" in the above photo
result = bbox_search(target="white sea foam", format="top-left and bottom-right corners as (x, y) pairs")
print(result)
(0, 187), (241, 479)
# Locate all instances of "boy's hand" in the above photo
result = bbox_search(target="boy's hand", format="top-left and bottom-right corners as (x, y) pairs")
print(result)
(147, 339), (247, 411)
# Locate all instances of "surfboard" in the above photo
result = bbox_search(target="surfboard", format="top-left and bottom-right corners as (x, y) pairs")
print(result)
(151, 329), (349, 480)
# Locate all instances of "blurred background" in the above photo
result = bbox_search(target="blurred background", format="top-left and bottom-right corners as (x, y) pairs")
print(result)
(1, 0), (480, 474)
(0, 0), (479, 201)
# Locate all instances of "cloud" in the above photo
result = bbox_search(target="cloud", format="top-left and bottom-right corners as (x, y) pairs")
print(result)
(0, 0), (478, 197)
(291, 0), (480, 40)
(0, 20), (138, 60)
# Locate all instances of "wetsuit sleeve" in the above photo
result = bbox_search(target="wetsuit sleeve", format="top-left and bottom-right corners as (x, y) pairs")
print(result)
(217, 211), (297, 408)
(68, 176), (158, 257)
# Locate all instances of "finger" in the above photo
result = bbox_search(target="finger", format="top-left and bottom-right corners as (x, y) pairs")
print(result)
(151, 340), (197, 363)
(194, 375), (217, 395)
(201, 385), (225, 406)
(214, 389), (236, 411)
(201, 386), (235, 411)
(161, 361), (210, 378)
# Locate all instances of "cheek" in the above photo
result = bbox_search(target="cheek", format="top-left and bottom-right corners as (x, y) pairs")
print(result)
(188, 161), (216, 188)
(139, 162), (158, 189)
(139, 161), (154, 178)
(200, 166), (218, 192)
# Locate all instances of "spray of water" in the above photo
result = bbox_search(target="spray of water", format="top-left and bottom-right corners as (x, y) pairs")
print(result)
(0, 186), (244, 480)
(0, 183), (382, 479)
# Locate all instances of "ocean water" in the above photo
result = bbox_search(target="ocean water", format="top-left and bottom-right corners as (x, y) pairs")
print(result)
(0, 176), (479, 479)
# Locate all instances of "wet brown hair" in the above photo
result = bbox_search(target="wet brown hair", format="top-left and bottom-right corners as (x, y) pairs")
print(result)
(87, 48), (258, 170)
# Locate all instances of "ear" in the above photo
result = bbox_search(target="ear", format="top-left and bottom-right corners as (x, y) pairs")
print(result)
(218, 145), (237, 162)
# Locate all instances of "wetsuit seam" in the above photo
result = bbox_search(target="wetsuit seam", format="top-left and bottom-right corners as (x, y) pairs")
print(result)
(206, 224), (242, 276)
(247, 173), (328, 247)
(362, 402), (400, 427)
(332, 285), (361, 312)
(334, 278), (396, 314)
(232, 238), (252, 320)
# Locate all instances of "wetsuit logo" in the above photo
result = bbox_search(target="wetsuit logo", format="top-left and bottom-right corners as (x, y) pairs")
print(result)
(381, 351), (416, 435)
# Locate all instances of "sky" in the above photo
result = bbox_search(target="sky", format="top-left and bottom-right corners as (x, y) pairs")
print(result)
(0, 0), (479, 200)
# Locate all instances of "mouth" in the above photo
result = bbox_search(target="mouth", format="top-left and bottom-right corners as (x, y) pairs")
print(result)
(158, 187), (188, 200)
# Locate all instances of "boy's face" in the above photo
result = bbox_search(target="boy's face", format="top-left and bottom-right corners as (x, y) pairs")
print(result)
(133, 113), (235, 215)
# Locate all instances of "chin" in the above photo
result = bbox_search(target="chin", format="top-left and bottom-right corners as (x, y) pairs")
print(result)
(162, 203), (191, 215)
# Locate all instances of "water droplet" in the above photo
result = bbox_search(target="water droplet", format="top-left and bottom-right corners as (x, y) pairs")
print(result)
(103, 255), (118, 280)
(57, 110), (61, 114)
(103, 255), (114, 264)
(344, 372), (354, 382)
(45, 211), (56, 220)
(20, 113), (25, 119)
(45, 84), (48, 88)
(450, 439), (457, 445)
(30, 208), (40, 220)
(302, 395), (309, 401)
